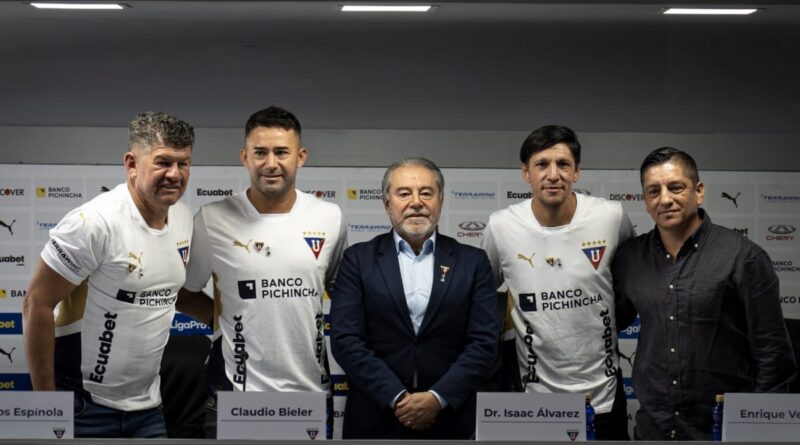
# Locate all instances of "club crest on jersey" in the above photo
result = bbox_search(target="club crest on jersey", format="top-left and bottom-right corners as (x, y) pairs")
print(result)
(254, 241), (264, 253)
(306, 427), (319, 440)
(303, 231), (326, 259)
(581, 240), (607, 270)
(566, 429), (579, 441)
(176, 240), (189, 267)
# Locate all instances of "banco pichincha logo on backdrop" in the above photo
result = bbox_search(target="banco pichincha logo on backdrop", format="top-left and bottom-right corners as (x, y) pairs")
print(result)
(0, 286), (26, 301)
(344, 182), (383, 210)
(35, 184), (83, 200)
(346, 188), (381, 201)
(772, 254), (800, 280)
(0, 280), (28, 312)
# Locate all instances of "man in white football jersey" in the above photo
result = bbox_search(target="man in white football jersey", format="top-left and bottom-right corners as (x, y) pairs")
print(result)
(23, 112), (201, 438)
(482, 125), (635, 440)
(180, 106), (347, 437)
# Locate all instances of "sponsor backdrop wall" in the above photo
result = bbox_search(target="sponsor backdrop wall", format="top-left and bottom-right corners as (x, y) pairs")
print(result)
(1, 164), (799, 437)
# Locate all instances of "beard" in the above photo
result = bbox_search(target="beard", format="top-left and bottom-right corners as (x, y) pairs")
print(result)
(393, 215), (435, 243)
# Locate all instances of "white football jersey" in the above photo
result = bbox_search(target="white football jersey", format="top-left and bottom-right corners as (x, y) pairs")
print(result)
(42, 183), (192, 411)
(184, 190), (346, 392)
(482, 193), (634, 413)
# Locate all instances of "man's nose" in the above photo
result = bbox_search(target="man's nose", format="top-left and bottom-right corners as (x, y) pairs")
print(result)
(659, 189), (674, 206)
(545, 163), (559, 180)
(165, 163), (181, 179)
(264, 152), (278, 169)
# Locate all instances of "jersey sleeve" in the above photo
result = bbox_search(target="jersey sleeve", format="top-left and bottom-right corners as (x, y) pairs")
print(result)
(480, 216), (505, 289)
(324, 210), (349, 293)
(40, 207), (109, 285)
(183, 208), (214, 292)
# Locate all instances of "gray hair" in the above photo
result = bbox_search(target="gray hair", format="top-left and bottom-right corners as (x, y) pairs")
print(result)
(381, 157), (445, 199)
(129, 111), (194, 150)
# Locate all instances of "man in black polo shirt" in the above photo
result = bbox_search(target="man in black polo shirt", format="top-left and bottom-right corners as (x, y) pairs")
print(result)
(612, 147), (796, 440)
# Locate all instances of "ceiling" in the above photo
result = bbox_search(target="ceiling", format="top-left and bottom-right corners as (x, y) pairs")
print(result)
(1, 0), (799, 133)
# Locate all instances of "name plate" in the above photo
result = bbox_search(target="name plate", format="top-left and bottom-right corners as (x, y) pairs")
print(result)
(0, 391), (73, 439)
(217, 391), (326, 440)
(723, 393), (800, 442)
(476, 392), (585, 441)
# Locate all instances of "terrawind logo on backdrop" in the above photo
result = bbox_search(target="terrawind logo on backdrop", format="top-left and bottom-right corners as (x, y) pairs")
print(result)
(36, 221), (58, 231)
(450, 190), (495, 200)
(761, 193), (800, 203)
(349, 223), (392, 233)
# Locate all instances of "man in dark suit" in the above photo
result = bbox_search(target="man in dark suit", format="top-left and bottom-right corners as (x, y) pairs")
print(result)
(331, 157), (498, 439)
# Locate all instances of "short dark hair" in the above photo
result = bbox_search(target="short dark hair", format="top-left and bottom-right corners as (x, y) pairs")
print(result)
(129, 111), (194, 150)
(519, 125), (581, 166)
(639, 147), (700, 186)
(245, 106), (301, 137)
(381, 157), (445, 199)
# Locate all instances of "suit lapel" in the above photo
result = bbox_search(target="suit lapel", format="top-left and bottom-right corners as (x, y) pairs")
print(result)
(418, 234), (455, 335)
(377, 233), (415, 335)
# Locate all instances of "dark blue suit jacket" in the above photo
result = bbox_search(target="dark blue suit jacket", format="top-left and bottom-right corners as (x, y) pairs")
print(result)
(330, 232), (499, 439)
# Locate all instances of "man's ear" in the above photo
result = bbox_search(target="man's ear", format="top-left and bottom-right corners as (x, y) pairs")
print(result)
(695, 181), (705, 206)
(123, 151), (137, 179)
(297, 146), (308, 168)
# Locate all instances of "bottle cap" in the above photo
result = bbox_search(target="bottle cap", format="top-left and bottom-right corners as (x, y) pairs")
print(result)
(715, 394), (724, 403)
(585, 393), (592, 402)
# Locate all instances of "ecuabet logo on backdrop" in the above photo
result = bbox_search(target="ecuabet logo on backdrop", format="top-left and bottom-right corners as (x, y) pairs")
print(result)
(0, 313), (22, 335)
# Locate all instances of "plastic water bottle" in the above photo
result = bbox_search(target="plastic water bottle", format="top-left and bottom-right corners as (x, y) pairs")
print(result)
(711, 394), (724, 441)
(585, 393), (596, 441)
